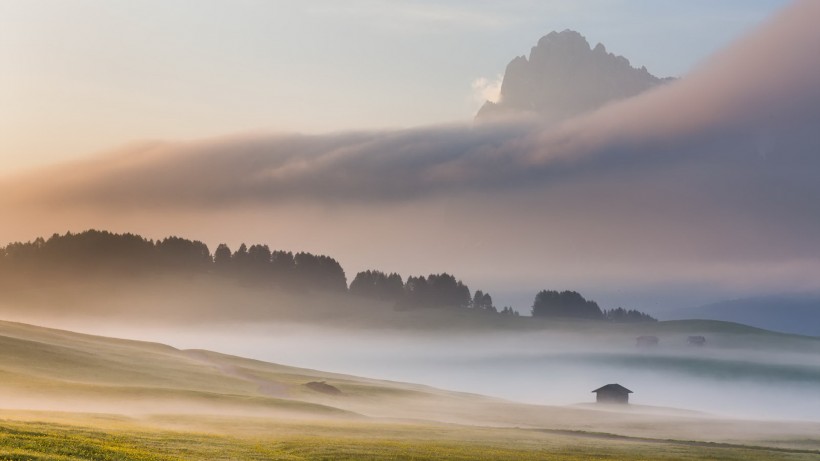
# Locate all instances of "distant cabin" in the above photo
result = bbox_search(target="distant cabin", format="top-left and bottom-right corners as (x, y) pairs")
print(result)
(636, 335), (659, 348)
(304, 381), (342, 395)
(687, 335), (706, 346)
(592, 384), (633, 404)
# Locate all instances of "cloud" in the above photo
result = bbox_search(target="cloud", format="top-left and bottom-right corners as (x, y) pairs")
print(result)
(471, 75), (503, 104)
(2, 1), (820, 302)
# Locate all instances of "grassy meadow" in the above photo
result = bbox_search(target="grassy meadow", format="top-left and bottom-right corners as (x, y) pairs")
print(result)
(1, 411), (818, 461)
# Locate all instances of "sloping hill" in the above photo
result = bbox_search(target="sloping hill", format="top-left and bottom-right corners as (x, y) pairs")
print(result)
(0, 320), (490, 419)
(667, 296), (820, 337)
(0, 319), (819, 453)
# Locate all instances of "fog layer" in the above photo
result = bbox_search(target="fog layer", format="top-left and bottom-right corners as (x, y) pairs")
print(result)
(3, 274), (817, 423)
(28, 315), (820, 423)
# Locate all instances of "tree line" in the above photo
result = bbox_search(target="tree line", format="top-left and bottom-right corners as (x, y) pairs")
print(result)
(0, 230), (345, 292)
(531, 290), (656, 322)
(0, 230), (655, 322)
(349, 270), (514, 314)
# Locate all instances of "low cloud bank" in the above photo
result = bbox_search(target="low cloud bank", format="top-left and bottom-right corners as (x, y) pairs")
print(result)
(4, 2), (819, 209)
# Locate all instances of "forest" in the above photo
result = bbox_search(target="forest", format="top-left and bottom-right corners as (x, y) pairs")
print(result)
(0, 230), (655, 322)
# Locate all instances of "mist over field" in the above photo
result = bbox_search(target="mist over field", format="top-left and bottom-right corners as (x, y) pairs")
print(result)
(116, 326), (820, 421)
(9, 282), (817, 424)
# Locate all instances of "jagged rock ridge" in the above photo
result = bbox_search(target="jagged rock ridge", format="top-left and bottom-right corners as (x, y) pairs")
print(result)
(477, 30), (673, 122)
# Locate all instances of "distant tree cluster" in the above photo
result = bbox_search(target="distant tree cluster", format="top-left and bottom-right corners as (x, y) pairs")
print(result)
(603, 307), (657, 323)
(531, 290), (603, 319)
(404, 273), (472, 309)
(471, 290), (496, 312)
(215, 242), (347, 292)
(349, 270), (404, 301)
(531, 289), (655, 323)
(349, 270), (505, 312)
(0, 230), (346, 293)
(499, 306), (519, 316)
(156, 236), (212, 271)
(0, 230), (207, 274)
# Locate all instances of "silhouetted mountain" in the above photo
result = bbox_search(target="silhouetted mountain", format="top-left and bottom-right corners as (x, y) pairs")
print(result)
(667, 295), (820, 337)
(477, 30), (672, 122)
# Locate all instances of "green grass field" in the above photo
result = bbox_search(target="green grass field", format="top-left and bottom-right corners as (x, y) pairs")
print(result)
(1, 412), (818, 461)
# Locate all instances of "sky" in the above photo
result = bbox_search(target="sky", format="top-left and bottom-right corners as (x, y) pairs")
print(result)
(2, 0), (817, 313)
(0, 0), (790, 172)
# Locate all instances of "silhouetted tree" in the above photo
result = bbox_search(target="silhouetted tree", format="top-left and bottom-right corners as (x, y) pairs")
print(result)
(472, 290), (484, 308)
(403, 273), (470, 309)
(246, 244), (272, 280)
(232, 244), (248, 261)
(293, 252), (347, 292)
(231, 243), (250, 277)
(155, 236), (211, 271)
(603, 307), (657, 323)
(270, 250), (295, 286)
(500, 306), (519, 316)
(213, 243), (232, 272)
(430, 273), (471, 308)
(350, 270), (404, 302)
(403, 275), (430, 307)
(472, 290), (496, 312)
(3, 230), (156, 274)
(531, 290), (603, 319)
(247, 244), (271, 265)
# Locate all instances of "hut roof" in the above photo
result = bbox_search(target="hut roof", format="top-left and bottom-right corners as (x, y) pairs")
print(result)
(592, 384), (633, 394)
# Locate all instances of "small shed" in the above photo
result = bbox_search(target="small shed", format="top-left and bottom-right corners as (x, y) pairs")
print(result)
(304, 381), (342, 395)
(636, 335), (659, 348)
(687, 335), (706, 346)
(592, 384), (633, 404)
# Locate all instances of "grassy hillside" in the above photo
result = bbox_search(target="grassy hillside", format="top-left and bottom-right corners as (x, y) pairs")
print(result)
(0, 320), (414, 418)
(0, 319), (817, 460)
(667, 295), (820, 337)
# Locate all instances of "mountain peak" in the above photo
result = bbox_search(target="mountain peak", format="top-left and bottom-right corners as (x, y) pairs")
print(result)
(477, 30), (671, 122)
(537, 29), (590, 48)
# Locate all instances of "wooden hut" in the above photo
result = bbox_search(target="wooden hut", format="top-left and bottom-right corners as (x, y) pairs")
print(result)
(687, 335), (706, 346)
(636, 335), (659, 348)
(592, 384), (633, 404)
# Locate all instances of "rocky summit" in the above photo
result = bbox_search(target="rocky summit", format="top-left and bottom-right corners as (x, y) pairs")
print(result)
(477, 30), (672, 122)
